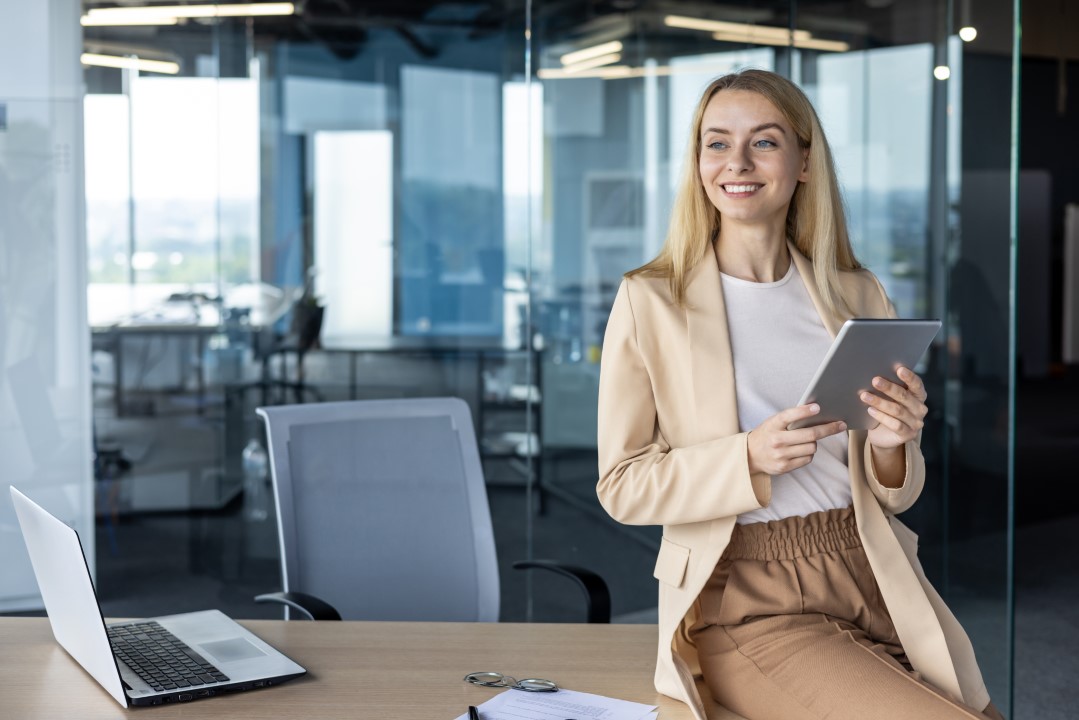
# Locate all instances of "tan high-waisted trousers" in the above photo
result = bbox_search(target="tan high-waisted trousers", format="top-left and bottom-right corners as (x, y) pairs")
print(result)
(689, 507), (1004, 720)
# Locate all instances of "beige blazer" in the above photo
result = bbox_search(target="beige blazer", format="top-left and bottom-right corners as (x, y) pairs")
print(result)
(596, 243), (989, 720)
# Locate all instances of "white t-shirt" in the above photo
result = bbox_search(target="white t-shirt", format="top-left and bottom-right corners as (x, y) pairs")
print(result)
(720, 261), (852, 525)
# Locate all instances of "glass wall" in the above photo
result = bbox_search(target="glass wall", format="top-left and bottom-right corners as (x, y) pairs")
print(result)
(81, 1), (545, 620)
(531, 0), (1016, 710)
(78, 0), (1017, 712)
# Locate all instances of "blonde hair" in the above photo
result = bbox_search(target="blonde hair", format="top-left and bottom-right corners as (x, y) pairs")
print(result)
(627, 68), (860, 316)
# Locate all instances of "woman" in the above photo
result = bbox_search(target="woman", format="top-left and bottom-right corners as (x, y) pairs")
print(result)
(596, 69), (1002, 720)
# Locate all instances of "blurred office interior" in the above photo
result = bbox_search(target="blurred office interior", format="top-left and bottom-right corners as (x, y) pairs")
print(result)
(1, 0), (1077, 717)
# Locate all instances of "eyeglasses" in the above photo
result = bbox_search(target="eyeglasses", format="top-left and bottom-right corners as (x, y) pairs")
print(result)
(463, 671), (559, 692)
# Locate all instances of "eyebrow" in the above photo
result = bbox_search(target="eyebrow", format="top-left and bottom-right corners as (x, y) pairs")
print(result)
(702, 122), (787, 136)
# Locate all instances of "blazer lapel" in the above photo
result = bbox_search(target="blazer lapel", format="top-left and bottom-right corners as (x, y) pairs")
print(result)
(684, 250), (741, 439)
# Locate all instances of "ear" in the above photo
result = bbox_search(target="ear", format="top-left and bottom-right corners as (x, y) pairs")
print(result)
(798, 148), (810, 183)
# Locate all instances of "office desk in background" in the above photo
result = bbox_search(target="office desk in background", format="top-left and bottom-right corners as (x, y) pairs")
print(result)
(92, 316), (221, 417)
(0, 619), (719, 719)
(90, 284), (293, 417)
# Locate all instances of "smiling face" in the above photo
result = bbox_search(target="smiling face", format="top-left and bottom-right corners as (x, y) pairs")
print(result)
(698, 89), (809, 234)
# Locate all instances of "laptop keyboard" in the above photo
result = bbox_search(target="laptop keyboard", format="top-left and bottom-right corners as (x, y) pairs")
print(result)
(108, 621), (230, 692)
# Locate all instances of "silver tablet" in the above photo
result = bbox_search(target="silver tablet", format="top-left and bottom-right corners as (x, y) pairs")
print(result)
(788, 318), (942, 431)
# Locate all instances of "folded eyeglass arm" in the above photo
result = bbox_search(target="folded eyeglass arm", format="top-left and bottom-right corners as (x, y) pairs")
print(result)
(253, 591), (342, 621)
(511, 560), (611, 624)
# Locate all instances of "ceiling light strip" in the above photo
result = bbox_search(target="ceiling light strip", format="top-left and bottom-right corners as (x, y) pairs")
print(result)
(562, 52), (622, 74)
(711, 31), (850, 52)
(664, 15), (810, 42)
(85, 3), (295, 21)
(80, 52), (180, 74)
(560, 41), (624, 67)
(711, 31), (788, 48)
(81, 15), (179, 26)
(538, 65), (635, 80)
(792, 37), (851, 52)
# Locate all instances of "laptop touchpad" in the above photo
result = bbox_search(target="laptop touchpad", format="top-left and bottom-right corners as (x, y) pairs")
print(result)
(199, 638), (267, 663)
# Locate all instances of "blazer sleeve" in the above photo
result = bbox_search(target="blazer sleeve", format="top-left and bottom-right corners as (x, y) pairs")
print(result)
(595, 280), (770, 526)
(862, 272), (925, 514)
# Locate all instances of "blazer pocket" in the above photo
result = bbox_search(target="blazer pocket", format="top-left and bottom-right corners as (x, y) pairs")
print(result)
(653, 537), (690, 589)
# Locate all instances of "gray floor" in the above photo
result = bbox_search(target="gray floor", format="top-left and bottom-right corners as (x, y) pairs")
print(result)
(1013, 515), (1079, 720)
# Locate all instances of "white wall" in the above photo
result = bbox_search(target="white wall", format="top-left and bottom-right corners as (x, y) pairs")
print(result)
(0, 0), (93, 611)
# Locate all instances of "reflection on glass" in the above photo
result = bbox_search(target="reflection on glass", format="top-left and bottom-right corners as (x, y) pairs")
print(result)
(313, 130), (393, 339)
(502, 80), (542, 350)
(85, 94), (131, 286)
(400, 65), (503, 337)
(130, 76), (259, 287)
(813, 45), (935, 319)
(0, 98), (95, 610)
(86, 73), (260, 323)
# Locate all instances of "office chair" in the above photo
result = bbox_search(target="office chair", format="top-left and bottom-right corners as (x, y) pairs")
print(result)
(253, 397), (609, 623)
(259, 299), (326, 405)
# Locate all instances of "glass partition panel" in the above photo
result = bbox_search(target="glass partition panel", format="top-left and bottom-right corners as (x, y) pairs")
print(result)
(530, 0), (1016, 712)
(265, 5), (535, 620)
(942, 0), (1018, 706)
(82, 15), (279, 615)
(0, 97), (94, 611)
(84, 3), (539, 620)
(73, 5), (1015, 706)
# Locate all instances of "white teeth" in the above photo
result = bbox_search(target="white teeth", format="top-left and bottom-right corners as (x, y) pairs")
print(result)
(724, 184), (761, 193)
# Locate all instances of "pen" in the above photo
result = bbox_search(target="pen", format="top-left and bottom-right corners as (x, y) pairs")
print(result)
(468, 706), (480, 720)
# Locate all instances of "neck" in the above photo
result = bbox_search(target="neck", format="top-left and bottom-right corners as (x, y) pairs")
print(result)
(714, 223), (790, 282)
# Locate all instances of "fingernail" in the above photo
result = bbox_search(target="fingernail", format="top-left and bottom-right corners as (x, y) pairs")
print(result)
(867, 407), (877, 415)
(838, 422), (847, 430)
(872, 377), (884, 387)
(809, 404), (820, 413)
(861, 392), (871, 401)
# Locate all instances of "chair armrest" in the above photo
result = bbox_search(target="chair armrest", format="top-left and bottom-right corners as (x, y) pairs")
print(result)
(253, 591), (342, 621)
(512, 560), (611, 624)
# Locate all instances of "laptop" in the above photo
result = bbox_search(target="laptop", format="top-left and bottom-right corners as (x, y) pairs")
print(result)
(9, 486), (306, 707)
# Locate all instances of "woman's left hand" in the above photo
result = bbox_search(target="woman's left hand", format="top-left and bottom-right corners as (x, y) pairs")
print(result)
(864, 366), (928, 450)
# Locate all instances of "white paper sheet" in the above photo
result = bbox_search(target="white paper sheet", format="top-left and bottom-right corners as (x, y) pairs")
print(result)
(455, 688), (658, 720)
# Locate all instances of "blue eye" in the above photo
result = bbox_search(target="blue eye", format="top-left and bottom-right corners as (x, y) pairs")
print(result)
(754, 139), (777, 148)
(707, 141), (728, 150)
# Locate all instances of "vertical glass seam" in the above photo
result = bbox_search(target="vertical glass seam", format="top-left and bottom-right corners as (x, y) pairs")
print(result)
(523, 0), (535, 623)
(1006, 0), (1021, 713)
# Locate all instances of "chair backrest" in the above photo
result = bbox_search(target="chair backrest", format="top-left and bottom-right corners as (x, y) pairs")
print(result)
(257, 398), (499, 622)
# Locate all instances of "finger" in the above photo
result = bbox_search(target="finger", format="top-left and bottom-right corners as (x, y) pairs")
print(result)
(896, 366), (927, 401)
(871, 378), (929, 420)
(773, 403), (820, 428)
(877, 371), (928, 410)
(871, 376), (912, 406)
(867, 406), (914, 436)
(780, 441), (819, 459)
(861, 392), (921, 429)
(786, 420), (846, 444)
(813, 420), (849, 439)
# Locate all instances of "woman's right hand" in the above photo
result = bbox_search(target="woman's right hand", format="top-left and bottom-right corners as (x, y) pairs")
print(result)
(746, 404), (847, 476)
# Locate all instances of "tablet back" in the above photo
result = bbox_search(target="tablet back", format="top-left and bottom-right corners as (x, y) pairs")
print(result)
(789, 318), (941, 431)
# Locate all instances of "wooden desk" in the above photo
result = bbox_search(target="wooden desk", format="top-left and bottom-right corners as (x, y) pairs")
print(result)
(2, 619), (700, 719)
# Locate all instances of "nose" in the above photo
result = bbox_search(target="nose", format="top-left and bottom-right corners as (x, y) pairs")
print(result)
(726, 146), (753, 174)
